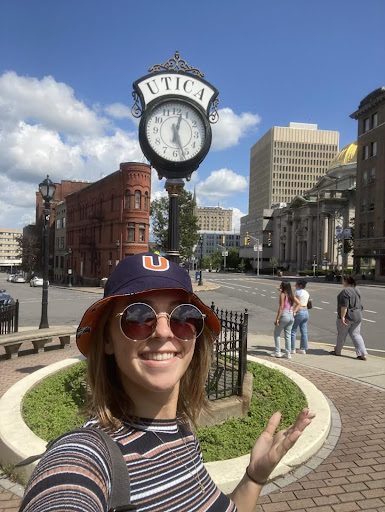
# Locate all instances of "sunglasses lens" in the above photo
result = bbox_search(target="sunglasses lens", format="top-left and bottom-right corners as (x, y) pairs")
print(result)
(170, 304), (204, 341)
(120, 303), (156, 341)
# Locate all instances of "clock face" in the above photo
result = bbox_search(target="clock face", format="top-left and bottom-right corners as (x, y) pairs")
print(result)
(145, 101), (206, 162)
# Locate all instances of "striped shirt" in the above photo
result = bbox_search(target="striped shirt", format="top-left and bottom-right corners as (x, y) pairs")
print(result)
(20, 417), (237, 512)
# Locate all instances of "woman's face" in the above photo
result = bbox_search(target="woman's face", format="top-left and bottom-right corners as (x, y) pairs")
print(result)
(105, 289), (197, 404)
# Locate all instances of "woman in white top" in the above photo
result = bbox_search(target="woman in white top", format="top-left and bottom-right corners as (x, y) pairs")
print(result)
(291, 279), (310, 354)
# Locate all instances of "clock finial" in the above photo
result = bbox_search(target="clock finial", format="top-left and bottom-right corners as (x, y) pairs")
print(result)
(148, 51), (205, 78)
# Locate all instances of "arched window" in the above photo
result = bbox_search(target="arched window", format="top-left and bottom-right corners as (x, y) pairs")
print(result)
(144, 191), (149, 211)
(135, 190), (141, 209)
(125, 190), (130, 209)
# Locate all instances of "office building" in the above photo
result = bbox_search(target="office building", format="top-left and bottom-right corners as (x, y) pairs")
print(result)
(0, 228), (22, 272)
(194, 205), (233, 232)
(350, 87), (385, 281)
(249, 122), (339, 213)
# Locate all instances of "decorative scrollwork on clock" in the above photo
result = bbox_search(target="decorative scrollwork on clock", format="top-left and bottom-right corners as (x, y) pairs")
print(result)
(131, 91), (142, 118)
(148, 51), (205, 78)
(209, 98), (220, 124)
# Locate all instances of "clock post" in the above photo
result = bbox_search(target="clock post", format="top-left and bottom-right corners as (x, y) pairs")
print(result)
(132, 51), (219, 263)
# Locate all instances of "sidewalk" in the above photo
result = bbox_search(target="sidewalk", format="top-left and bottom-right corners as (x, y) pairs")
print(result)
(1, 334), (385, 511)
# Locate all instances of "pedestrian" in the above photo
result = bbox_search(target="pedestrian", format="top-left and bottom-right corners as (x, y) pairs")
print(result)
(19, 253), (314, 512)
(291, 279), (310, 354)
(273, 281), (298, 359)
(330, 275), (368, 360)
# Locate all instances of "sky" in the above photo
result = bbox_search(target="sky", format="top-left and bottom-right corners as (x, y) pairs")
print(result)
(1, 0), (384, 231)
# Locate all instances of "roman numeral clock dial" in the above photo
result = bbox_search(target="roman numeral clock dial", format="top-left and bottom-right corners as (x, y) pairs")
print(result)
(139, 98), (211, 177)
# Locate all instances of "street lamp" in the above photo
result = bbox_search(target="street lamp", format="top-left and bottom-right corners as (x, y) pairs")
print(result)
(116, 239), (120, 266)
(38, 175), (56, 329)
(68, 248), (72, 287)
(198, 236), (203, 286)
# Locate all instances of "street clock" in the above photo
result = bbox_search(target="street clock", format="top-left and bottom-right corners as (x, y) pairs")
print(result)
(132, 52), (219, 179)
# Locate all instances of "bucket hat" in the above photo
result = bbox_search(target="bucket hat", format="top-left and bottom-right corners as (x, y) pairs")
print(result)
(76, 252), (220, 356)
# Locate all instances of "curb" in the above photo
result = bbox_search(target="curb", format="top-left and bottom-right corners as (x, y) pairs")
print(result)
(0, 355), (331, 493)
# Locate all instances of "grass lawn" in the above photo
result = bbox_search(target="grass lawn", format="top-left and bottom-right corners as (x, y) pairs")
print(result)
(22, 360), (307, 462)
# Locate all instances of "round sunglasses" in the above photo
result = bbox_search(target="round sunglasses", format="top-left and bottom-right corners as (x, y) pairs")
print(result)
(116, 302), (205, 342)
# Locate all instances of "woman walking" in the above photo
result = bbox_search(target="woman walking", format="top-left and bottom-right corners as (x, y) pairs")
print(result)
(20, 253), (314, 512)
(291, 279), (310, 354)
(330, 275), (368, 360)
(273, 281), (297, 359)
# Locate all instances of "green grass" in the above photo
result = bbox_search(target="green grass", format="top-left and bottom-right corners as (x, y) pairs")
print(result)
(22, 361), (307, 462)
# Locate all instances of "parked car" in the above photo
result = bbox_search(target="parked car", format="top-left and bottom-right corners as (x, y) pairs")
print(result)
(7, 274), (16, 282)
(0, 292), (15, 306)
(13, 275), (26, 283)
(30, 276), (45, 287)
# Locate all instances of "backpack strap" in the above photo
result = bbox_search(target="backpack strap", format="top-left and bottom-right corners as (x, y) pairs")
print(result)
(16, 427), (135, 511)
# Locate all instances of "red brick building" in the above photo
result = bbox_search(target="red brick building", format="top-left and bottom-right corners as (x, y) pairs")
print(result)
(66, 162), (151, 284)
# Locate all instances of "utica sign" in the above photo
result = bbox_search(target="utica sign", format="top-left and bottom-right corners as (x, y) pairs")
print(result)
(134, 72), (217, 113)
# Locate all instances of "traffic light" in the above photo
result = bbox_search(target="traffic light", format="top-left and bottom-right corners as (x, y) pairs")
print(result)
(244, 232), (250, 245)
(267, 232), (272, 247)
(222, 235), (226, 245)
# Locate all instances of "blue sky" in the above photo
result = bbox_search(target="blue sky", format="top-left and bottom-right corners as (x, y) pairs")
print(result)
(1, 0), (384, 230)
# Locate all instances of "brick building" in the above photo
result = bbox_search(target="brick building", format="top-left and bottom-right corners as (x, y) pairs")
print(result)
(66, 162), (151, 284)
(350, 87), (385, 281)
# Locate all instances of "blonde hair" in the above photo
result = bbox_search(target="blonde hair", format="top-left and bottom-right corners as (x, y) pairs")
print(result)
(85, 302), (213, 429)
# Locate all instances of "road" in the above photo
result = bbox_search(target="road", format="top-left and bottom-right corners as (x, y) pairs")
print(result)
(2, 272), (384, 358)
(195, 272), (385, 358)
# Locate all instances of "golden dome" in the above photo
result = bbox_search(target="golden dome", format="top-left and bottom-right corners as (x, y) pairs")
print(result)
(328, 142), (357, 170)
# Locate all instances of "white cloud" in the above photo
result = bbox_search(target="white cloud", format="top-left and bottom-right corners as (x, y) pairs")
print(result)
(104, 102), (132, 119)
(196, 168), (248, 202)
(232, 208), (246, 232)
(211, 108), (261, 150)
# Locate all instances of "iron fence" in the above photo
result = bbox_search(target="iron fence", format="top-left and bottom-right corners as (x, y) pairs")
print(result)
(206, 303), (248, 401)
(0, 300), (19, 335)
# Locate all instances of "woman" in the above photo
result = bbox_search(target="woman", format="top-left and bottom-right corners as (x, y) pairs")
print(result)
(273, 281), (297, 359)
(291, 279), (310, 354)
(20, 253), (314, 512)
(330, 274), (368, 360)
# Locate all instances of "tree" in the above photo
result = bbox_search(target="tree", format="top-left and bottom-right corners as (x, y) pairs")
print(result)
(269, 257), (278, 276)
(16, 232), (39, 274)
(150, 189), (200, 261)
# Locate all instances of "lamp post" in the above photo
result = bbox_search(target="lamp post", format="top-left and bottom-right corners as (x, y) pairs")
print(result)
(116, 239), (120, 266)
(198, 236), (203, 286)
(38, 175), (56, 329)
(68, 248), (72, 287)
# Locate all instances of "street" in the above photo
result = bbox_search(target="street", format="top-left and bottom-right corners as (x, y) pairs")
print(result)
(196, 273), (385, 358)
(2, 272), (384, 358)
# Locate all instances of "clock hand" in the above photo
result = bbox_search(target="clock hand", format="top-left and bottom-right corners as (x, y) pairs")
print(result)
(176, 114), (182, 131)
(171, 123), (177, 143)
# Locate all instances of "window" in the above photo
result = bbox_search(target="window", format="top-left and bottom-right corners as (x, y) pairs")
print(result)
(139, 223), (146, 242)
(369, 197), (375, 211)
(62, 217), (66, 228)
(361, 198), (367, 212)
(363, 145), (369, 160)
(134, 191), (141, 209)
(127, 222), (135, 242)
(362, 171), (368, 186)
(368, 222), (375, 238)
(125, 190), (131, 209)
(364, 118), (370, 132)
(359, 224), (367, 238)
(369, 168), (376, 184)
(371, 141), (377, 157)
(56, 219), (61, 229)
(144, 192), (149, 211)
(372, 112), (378, 127)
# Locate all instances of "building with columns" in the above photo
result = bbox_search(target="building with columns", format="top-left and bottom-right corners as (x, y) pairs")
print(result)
(273, 142), (357, 272)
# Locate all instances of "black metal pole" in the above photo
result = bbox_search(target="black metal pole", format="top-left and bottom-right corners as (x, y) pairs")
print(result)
(39, 202), (50, 328)
(165, 178), (184, 265)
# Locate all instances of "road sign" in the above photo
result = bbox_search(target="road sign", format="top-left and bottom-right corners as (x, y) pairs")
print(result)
(222, 251), (228, 257)
(335, 226), (343, 240)
(254, 244), (262, 252)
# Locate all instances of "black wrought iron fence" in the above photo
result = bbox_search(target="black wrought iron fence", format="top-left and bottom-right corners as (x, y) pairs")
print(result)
(206, 303), (248, 401)
(0, 301), (19, 335)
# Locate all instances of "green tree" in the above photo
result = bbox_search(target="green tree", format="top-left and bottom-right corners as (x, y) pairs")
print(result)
(16, 233), (39, 274)
(226, 247), (241, 269)
(150, 189), (200, 261)
(269, 257), (278, 276)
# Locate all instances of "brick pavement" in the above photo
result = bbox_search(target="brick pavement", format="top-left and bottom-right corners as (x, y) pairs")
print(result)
(0, 343), (384, 511)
